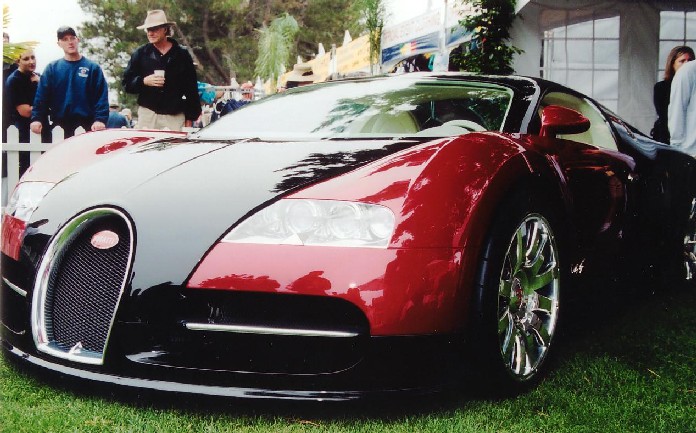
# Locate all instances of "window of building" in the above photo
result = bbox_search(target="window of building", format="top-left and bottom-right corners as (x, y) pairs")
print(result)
(541, 14), (620, 112)
(658, 11), (696, 81)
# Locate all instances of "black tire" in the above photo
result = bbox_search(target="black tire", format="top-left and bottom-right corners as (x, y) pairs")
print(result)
(469, 189), (564, 395)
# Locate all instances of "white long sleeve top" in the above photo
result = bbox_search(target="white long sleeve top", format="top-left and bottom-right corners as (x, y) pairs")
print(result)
(669, 59), (696, 156)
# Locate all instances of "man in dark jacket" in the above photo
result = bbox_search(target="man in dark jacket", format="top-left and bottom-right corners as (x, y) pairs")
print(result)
(5, 49), (50, 142)
(30, 26), (109, 140)
(122, 9), (201, 130)
(5, 49), (51, 176)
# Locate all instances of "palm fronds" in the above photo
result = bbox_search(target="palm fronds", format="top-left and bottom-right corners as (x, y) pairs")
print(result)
(254, 13), (299, 85)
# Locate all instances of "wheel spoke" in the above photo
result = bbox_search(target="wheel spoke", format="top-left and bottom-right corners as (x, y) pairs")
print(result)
(525, 221), (546, 267)
(528, 253), (544, 280)
(527, 265), (558, 294)
(505, 328), (519, 370)
(523, 331), (541, 369)
(530, 317), (551, 348)
(498, 311), (513, 349)
(511, 331), (527, 374)
(499, 278), (512, 299)
(514, 228), (525, 274)
(502, 326), (516, 364)
(534, 293), (555, 316)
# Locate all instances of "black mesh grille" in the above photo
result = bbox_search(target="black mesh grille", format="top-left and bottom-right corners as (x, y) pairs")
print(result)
(45, 214), (131, 353)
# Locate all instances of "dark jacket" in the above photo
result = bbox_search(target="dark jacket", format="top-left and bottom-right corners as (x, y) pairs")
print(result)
(5, 69), (38, 137)
(31, 56), (109, 126)
(652, 79), (671, 144)
(122, 38), (201, 122)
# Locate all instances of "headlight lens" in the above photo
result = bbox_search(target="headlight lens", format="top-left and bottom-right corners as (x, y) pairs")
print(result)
(4, 182), (54, 221)
(223, 199), (395, 248)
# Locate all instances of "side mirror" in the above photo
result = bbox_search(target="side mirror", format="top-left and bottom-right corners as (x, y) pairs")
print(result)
(539, 105), (591, 138)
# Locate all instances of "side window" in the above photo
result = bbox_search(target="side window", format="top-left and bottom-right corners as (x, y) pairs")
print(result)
(540, 92), (618, 151)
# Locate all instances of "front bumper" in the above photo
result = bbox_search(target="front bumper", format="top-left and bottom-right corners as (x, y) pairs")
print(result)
(1, 330), (464, 401)
(2, 264), (466, 400)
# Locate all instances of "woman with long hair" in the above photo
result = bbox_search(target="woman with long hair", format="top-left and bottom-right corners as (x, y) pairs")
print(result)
(652, 45), (695, 143)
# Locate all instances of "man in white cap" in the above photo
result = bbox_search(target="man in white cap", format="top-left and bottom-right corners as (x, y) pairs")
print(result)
(122, 9), (201, 130)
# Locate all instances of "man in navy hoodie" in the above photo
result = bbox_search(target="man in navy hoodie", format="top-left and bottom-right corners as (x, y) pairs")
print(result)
(30, 26), (109, 140)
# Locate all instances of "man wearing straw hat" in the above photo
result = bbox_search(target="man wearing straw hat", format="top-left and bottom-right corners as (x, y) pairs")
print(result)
(122, 9), (201, 131)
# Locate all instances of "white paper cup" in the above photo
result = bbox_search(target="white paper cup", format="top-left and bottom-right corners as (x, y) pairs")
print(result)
(154, 69), (165, 77)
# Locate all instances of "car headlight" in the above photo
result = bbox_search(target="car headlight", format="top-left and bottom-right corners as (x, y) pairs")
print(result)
(4, 182), (55, 222)
(223, 199), (395, 248)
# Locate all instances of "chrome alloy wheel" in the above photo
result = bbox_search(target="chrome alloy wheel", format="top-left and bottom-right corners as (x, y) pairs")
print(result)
(683, 197), (696, 280)
(497, 214), (560, 381)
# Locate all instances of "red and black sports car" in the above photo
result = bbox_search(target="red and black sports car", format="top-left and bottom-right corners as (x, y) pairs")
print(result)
(2, 73), (696, 400)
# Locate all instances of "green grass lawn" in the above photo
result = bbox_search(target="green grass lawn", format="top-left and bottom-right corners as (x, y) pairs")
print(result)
(2, 286), (694, 433)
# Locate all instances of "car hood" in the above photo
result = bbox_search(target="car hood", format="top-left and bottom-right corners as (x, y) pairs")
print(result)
(26, 133), (422, 290)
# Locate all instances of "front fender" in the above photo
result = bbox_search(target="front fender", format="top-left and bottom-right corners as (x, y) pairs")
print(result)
(187, 133), (568, 335)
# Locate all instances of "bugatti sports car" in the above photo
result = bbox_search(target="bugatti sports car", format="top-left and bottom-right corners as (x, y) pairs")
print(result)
(2, 73), (696, 400)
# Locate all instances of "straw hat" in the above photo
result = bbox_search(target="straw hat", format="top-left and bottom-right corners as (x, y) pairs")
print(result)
(137, 10), (176, 30)
(285, 63), (316, 83)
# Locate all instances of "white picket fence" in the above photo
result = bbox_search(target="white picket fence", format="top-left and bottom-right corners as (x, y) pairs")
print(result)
(1, 125), (83, 206)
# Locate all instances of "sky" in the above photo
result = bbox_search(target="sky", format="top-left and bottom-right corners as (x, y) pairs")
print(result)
(384, 0), (431, 26)
(4, 0), (86, 72)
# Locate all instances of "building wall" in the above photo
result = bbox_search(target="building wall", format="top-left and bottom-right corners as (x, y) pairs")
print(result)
(512, 0), (695, 134)
(511, 3), (542, 80)
(619, 4), (660, 134)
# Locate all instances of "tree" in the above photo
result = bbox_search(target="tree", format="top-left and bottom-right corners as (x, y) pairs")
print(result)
(254, 13), (299, 87)
(77, 0), (364, 105)
(298, 0), (363, 59)
(451, 0), (522, 75)
(355, 0), (384, 74)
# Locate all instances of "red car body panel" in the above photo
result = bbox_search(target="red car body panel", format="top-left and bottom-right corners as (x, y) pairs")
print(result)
(188, 244), (464, 335)
(188, 132), (550, 335)
(0, 215), (26, 261)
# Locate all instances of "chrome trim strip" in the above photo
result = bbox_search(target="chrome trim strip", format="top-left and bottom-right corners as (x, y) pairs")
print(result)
(36, 342), (104, 365)
(1, 319), (26, 336)
(184, 322), (359, 338)
(31, 207), (134, 366)
(3, 277), (27, 297)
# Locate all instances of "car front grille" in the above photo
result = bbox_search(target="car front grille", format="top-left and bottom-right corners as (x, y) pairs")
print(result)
(32, 208), (133, 365)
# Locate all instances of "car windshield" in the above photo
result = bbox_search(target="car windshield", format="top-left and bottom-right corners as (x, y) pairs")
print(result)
(193, 77), (514, 140)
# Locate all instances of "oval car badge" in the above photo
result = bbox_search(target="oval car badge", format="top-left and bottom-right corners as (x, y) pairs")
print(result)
(91, 230), (119, 250)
